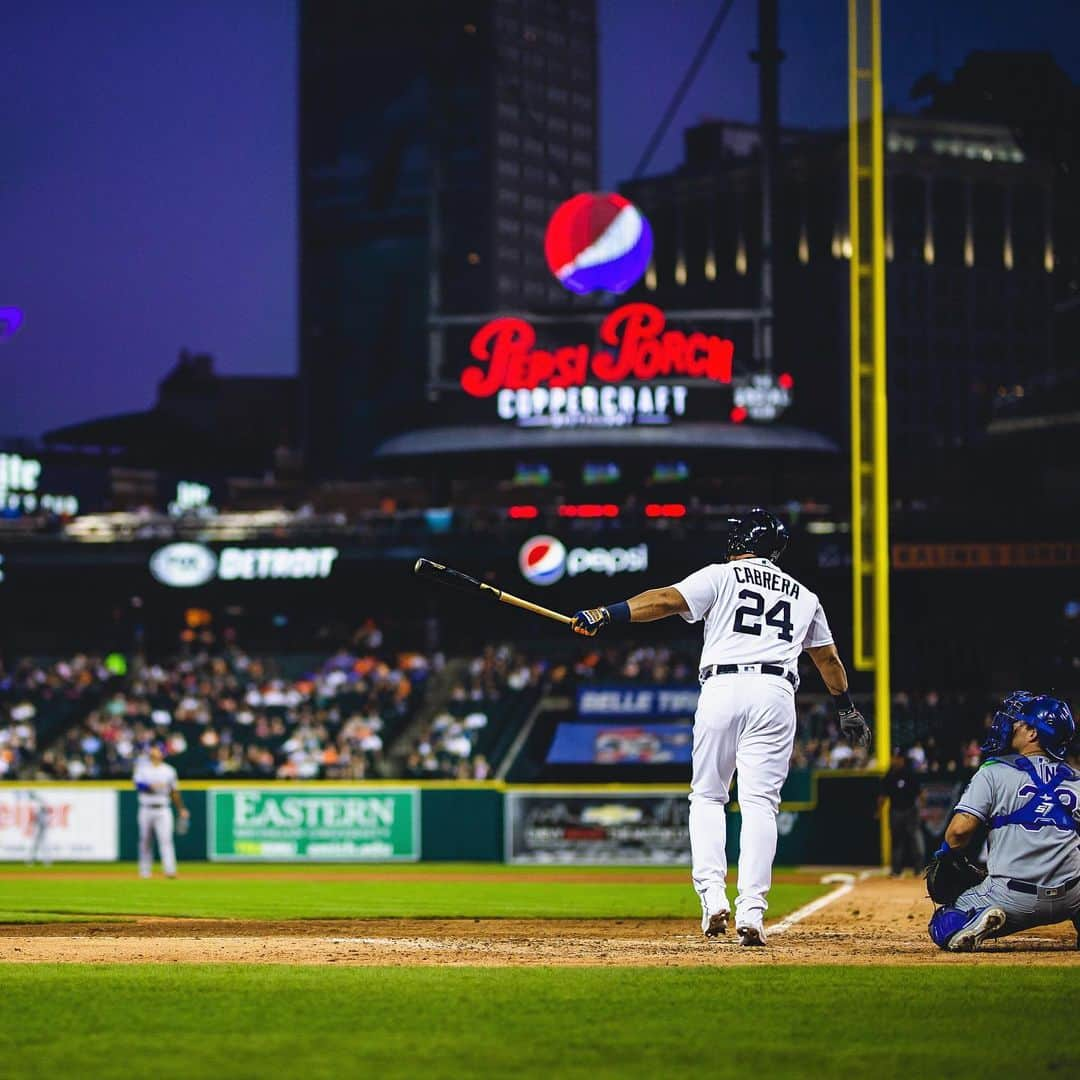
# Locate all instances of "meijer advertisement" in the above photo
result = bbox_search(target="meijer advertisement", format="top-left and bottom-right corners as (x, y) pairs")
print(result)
(0, 788), (119, 861)
(506, 790), (691, 864)
(209, 789), (420, 861)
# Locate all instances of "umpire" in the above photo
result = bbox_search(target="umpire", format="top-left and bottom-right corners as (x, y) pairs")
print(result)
(878, 748), (924, 876)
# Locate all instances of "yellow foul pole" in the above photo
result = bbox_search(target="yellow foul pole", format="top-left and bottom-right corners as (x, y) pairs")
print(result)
(848, 0), (891, 861)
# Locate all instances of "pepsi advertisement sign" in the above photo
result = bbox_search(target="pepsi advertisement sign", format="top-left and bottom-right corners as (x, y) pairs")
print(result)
(544, 193), (652, 295)
(518, 535), (648, 587)
(441, 189), (795, 430)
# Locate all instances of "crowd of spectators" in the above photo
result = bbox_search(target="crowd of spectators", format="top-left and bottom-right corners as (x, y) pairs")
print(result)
(402, 644), (547, 779)
(0, 653), (116, 779)
(1, 624), (432, 781)
(3, 634), (1076, 782)
(793, 689), (1079, 774)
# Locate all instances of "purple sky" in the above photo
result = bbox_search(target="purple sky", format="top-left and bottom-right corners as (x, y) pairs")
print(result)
(3, 0), (1079, 439)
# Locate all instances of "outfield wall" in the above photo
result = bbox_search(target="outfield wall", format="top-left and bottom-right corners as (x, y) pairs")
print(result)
(2, 774), (880, 865)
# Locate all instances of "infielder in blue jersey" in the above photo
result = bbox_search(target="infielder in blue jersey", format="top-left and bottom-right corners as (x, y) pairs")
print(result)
(927, 691), (1079, 952)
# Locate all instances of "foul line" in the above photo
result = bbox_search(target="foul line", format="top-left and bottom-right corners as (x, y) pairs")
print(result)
(769, 870), (875, 936)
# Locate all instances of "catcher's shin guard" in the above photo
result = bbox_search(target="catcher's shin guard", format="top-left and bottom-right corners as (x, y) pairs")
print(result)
(930, 906), (1005, 952)
(929, 906), (968, 949)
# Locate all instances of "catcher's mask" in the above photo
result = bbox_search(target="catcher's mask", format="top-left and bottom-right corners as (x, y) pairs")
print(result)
(725, 508), (789, 563)
(982, 691), (1076, 761)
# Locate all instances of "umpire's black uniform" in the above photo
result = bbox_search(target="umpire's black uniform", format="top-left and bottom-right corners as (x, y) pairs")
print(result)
(881, 760), (924, 875)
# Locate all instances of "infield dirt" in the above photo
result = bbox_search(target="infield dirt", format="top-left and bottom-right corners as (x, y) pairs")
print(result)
(1, 875), (1077, 966)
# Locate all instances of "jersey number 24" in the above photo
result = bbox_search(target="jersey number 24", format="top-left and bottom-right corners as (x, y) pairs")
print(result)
(733, 589), (794, 642)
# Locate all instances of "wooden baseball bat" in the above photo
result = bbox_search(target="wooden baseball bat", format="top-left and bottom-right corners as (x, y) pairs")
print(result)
(413, 558), (574, 626)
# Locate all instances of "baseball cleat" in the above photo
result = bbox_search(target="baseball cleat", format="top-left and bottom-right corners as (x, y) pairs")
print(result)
(736, 924), (767, 947)
(947, 907), (1006, 952)
(703, 910), (729, 937)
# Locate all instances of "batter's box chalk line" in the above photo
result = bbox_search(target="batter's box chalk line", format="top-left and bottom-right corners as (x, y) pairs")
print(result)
(768, 869), (874, 936)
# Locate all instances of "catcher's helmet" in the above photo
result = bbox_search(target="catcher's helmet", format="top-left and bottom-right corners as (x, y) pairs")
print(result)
(982, 691), (1076, 762)
(725, 508), (789, 563)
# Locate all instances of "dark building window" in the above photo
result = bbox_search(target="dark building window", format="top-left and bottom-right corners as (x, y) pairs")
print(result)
(892, 175), (924, 263)
(972, 183), (1005, 268)
(933, 180), (965, 268)
(1012, 184), (1044, 271)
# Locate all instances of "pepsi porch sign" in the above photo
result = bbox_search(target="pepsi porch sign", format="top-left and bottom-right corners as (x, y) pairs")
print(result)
(519, 535), (648, 586)
(462, 302), (733, 393)
(462, 302), (735, 430)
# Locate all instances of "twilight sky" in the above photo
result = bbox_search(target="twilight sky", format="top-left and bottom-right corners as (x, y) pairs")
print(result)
(3, 0), (1080, 438)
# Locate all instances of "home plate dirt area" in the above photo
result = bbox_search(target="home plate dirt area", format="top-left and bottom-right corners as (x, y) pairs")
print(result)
(2, 875), (1077, 966)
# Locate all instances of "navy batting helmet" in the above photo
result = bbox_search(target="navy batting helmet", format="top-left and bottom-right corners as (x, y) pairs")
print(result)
(982, 691), (1076, 762)
(725, 508), (789, 563)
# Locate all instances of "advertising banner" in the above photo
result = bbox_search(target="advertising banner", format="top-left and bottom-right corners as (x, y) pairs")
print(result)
(0, 788), (118, 861)
(209, 788), (419, 861)
(576, 685), (699, 719)
(547, 722), (693, 765)
(506, 790), (690, 864)
(892, 542), (1080, 570)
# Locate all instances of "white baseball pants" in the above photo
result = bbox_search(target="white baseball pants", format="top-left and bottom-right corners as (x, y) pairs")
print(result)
(138, 805), (176, 877)
(688, 674), (797, 925)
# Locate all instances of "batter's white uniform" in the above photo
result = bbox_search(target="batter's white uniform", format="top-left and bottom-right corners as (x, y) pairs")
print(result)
(674, 556), (834, 928)
(134, 760), (179, 878)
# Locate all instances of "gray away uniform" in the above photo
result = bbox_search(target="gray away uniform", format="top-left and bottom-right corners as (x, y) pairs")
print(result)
(952, 753), (1080, 934)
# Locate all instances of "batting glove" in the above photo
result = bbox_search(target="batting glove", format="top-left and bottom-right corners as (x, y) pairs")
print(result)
(571, 607), (611, 637)
(839, 706), (871, 748)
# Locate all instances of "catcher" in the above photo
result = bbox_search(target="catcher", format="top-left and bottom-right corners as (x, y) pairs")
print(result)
(926, 691), (1080, 952)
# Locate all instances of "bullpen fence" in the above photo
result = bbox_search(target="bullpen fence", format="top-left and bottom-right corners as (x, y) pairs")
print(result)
(1, 774), (881, 865)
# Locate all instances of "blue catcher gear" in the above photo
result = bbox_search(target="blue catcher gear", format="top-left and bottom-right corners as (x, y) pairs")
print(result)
(982, 692), (1076, 762)
(725, 508), (789, 563)
(981, 691), (1036, 757)
(929, 905), (978, 950)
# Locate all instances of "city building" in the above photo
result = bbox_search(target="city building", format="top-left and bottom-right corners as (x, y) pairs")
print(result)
(620, 112), (1057, 455)
(299, 0), (598, 478)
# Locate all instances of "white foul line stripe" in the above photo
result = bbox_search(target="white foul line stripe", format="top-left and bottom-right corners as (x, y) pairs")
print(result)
(768, 871), (872, 936)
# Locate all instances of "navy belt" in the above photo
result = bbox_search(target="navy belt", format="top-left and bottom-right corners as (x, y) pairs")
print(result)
(700, 663), (796, 689)
(1006, 875), (1080, 899)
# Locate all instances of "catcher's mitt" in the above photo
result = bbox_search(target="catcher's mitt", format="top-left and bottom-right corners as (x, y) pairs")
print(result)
(924, 847), (987, 906)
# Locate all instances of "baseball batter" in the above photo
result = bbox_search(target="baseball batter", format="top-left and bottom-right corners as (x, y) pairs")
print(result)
(927, 692), (1080, 951)
(572, 508), (869, 945)
(134, 745), (189, 879)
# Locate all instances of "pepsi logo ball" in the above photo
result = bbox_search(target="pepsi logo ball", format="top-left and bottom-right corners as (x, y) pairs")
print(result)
(544, 193), (653, 295)
(518, 535), (567, 586)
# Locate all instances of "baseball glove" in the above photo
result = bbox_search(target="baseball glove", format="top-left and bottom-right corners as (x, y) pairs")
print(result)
(924, 846), (986, 906)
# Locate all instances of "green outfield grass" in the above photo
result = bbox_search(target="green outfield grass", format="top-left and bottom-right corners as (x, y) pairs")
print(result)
(2, 965), (1076, 1080)
(0, 863), (825, 922)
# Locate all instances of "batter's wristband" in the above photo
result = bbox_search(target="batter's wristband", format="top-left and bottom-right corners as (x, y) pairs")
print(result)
(832, 690), (854, 713)
(606, 601), (631, 624)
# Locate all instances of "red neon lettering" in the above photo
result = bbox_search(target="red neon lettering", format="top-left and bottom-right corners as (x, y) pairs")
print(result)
(462, 317), (533, 397)
(595, 303), (665, 381)
(462, 304), (734, 396)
